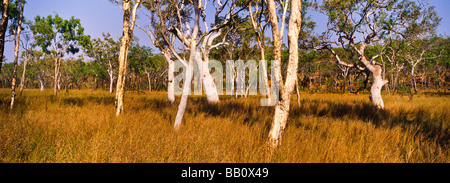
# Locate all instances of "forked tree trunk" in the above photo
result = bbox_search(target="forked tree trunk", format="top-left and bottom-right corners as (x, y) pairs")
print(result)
(363, 58), (388, 109)
(10, 0), (24, 109)
(115, 4), (131, 115)
(115, 0), (140, 116)
(39, 74), (45, 91)
(173, 0), (200, 130)
(268, 0), (302, 149)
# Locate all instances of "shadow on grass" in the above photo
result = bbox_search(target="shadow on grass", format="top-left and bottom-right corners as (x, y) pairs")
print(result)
(60, 96), (116, 107)
(1, 92), (448, 148)
(183, 96), (448, 148)
(285, 99), (449, 147)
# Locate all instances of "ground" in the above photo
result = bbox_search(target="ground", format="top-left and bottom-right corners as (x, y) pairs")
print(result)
(0, 89), (448, 162)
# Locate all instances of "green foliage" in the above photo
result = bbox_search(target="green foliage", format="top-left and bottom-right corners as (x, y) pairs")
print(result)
(128, 42), (153, 73)
(83, 32), (119, 74)
(30, 14), (91, 57)
(321, 0), (441, 43)
(7, 0), (27, 35)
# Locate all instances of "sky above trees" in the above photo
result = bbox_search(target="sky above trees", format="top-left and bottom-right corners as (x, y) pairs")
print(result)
(2, 0), (449, 63)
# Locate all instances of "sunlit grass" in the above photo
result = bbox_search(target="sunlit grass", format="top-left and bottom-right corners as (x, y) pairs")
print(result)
(0, 89), (448, 162)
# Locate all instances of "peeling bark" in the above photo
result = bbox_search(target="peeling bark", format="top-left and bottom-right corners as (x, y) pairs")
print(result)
(268, 0), (302, 149)
(115, 0), (140, 116)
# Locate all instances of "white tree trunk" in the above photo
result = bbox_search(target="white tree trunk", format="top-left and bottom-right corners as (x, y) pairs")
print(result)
(266, 0), (283, 92)
(370, 70), (388, 109)
(39, 74), (45, 91)
(57, 74), (61, 90)
(173, 0), (200, 130)
(109, 72), (114, 93)
(359, 57), (388, 109)
(260, 59), (271, 97)
(19, 56), (27, 96)
(146, 72), (151, 92)
(409, 65), (418, 100)
(115, 0), (140, 116)
(167, 60), (175, 103)
(53, 57), (59, 96)
(174, 61), (193, 130)
(196, 54), (219, 103)
(268, 0), (302, 149)
(10, 27), (21, 108)
(248, 3), (270, 98)
(10, 0), (24, 109)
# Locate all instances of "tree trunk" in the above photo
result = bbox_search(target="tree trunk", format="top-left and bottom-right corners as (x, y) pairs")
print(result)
(19, 56), (28, 96)
(167, 60), (175, 103)
(10, 0), (24, 109)
(174, 60), (194, 130)
(409, 65), (418, 100)
(268, 0), (302, 149)
(266, 0), (283, 94)
(115, 0), (140, 116)
(196, 53), (219, 103)
(365, 61), (388, 109)
(174, 0), (200, 130)
(39, 73), (45, 91)
(370, 71), (388, 109)
(248, 3), (271, 98)
(296, 79), (300, 105)
(145, 70), (151, 92)
(109, 72), (114, 93)
(53, 57), (59, 96)
(57, 71), (61, 90)
(0, 0), (9, 73)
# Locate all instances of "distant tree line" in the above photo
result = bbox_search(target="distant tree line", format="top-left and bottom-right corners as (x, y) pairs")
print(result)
(0, 34), (168, 93)
(1, 35), (447, 96)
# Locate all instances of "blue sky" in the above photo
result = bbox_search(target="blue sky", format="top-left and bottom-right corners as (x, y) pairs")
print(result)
(3, 0), (450, 63)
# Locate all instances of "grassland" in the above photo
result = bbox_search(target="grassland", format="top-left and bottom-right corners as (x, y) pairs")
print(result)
(0, 89), (448, 163)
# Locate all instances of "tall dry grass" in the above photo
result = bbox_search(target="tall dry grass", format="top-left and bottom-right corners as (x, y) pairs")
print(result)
(0, 89), (448, 162)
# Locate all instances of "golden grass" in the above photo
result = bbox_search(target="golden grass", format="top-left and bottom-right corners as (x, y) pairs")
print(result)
(0, 89), (448, 163)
